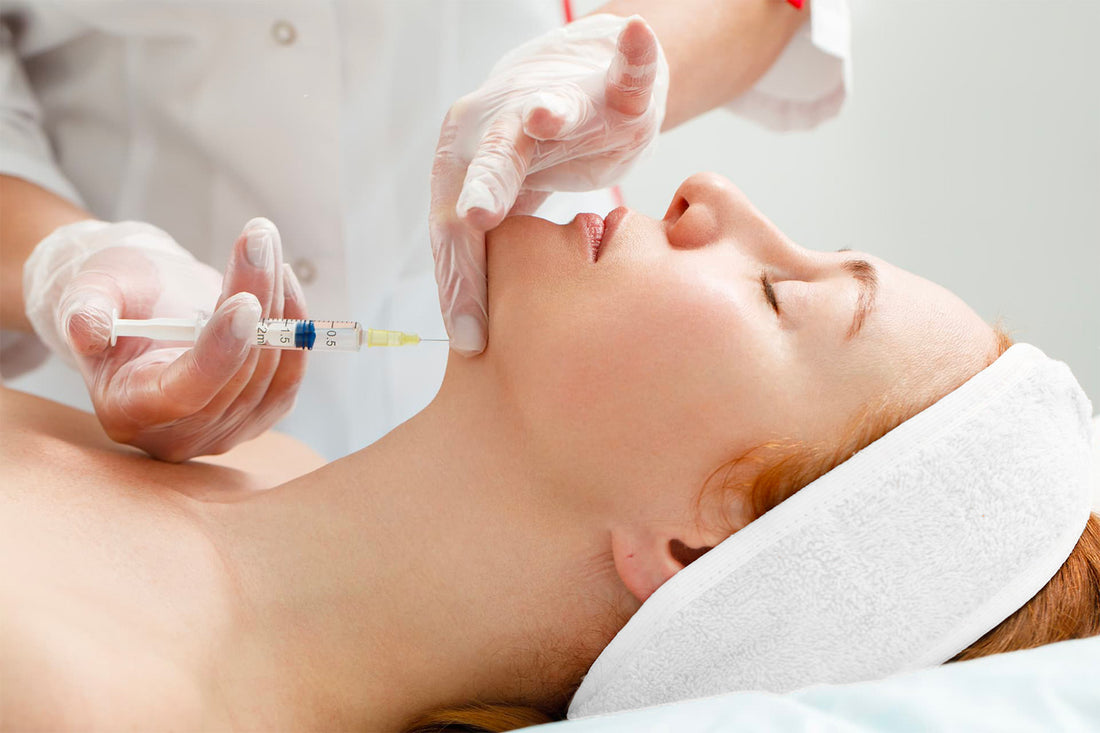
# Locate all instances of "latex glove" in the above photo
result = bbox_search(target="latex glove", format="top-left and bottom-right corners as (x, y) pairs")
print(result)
(23, 218), (307, 462)
(431, 14), (669, 354)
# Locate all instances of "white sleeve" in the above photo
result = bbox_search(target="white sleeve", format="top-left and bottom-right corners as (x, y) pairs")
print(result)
(0, 8), (87, 380)
(724, 0), (851, 131)
(0, 12), (85, 206)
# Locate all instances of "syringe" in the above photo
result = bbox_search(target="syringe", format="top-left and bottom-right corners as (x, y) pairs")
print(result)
(110, 314), (448, 352)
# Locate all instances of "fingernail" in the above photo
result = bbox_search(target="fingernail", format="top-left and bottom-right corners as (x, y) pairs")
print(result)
(451, 314), (485, 355)
(230, 297), (261, 342)
(62, 298), (113, 353)
(245, 229), (272, 269)
(457, 179), (497, 219)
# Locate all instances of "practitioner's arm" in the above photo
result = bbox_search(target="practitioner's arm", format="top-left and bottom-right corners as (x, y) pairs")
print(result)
(0, 175), (90, 332)
(595, 0), (808, 130)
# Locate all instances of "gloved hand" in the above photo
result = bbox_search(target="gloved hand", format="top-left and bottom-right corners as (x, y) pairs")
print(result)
(23, 217), (307, 462)
(430, 14), (669, 354)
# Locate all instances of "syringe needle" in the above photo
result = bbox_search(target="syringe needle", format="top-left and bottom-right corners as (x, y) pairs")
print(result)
(418, 338), (450, 342)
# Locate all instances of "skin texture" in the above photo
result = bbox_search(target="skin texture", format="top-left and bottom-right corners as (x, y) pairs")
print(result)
(482, 173), (998, 596)
(1, 174), (997, 730)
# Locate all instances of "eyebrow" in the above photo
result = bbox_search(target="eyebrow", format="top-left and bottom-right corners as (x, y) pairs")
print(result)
(842, 258), (878, 339)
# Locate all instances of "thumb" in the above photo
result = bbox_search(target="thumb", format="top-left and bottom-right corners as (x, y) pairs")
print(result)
(60, 276), (125, 356)
(605, 17), (660, 117)
(450, 309), (487, 357)
(433, 221), (488, 356)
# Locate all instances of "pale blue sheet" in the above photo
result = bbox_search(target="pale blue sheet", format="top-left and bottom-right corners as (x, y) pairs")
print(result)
(535, 636), (1100, 732)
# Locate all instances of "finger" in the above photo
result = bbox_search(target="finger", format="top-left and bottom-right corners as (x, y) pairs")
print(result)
(430, 108), (489, 354)
(240, 217), (286, 405)
(236, 264), (310, 442)
(431, 219), (488, 355)
(109, 293), (260, 425)
(59, 272), (125, 356)
(218, 218), (279, 316)
(58, 248), (162, 356)
(605, 17), (659, 117)
(456, 112), (536, 232)
(521, 90), (584, 141)
(212, 218), (285, 417)
(249, 216), (286, 320)
(429, 109), (468, 259)
(222, 262), (302, 431)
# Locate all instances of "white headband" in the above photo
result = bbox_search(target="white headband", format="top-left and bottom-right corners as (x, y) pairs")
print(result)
(569, 343), (1095, 718)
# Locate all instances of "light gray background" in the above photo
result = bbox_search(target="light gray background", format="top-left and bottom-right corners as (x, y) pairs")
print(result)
(599, 0), (1099, 405)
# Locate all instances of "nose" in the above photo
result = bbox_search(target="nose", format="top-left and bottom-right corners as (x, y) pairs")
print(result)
(663, 173), (754, 251)
(663, 172), (810, 270)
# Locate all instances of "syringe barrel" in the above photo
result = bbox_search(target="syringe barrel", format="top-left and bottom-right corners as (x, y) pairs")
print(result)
(111, 316), (433, 352)
(256, 319), (361, 351)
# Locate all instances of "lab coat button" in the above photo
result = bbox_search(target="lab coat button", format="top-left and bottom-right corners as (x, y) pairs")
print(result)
(292, 257), (317, 285)
(271, 21), (297, 46)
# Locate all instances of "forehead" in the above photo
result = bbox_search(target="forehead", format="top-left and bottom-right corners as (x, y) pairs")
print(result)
(865, 258), (997, 394)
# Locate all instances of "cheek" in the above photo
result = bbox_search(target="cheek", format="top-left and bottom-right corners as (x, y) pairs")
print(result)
(501, 258), (773, 462)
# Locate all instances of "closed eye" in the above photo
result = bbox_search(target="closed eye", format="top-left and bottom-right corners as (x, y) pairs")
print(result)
(760, 270), (780, 314)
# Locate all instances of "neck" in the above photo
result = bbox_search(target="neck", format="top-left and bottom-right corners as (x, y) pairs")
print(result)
(202, 361), (628, 730)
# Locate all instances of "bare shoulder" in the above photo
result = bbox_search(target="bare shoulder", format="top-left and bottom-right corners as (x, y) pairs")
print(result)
(0, 567), (232, 731)
(0, 387), (247, 730)
(0, 384), (326, 492)
(0, 386), (322, 729)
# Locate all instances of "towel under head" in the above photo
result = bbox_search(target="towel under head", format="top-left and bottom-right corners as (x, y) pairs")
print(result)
(568, 343), (1095, 718)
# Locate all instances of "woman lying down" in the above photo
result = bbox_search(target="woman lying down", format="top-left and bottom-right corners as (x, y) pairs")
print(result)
(2, 173), (1096, 732)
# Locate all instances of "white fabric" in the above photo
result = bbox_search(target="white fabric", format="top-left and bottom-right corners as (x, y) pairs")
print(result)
(569, 343), (1096, 718)
(725, 0), (851, 131)
(0, 1), (849, 457)
(541, 635), (1100, 732)
(1093, 415), (1100, 510)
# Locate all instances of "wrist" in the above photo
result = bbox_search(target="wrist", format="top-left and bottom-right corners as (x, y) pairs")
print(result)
(0, 174), (93, 333)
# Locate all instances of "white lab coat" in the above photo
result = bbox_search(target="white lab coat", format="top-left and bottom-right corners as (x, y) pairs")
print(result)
(1, 0), (849, 458)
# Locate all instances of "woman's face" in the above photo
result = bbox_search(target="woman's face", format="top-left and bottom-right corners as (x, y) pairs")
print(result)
(479, 173), (997, 535)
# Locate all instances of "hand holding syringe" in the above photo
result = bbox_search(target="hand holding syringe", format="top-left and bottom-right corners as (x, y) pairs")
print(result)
(111, 314), (449, 351)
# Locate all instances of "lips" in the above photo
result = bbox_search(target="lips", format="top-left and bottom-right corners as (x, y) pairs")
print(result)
(576, 206), (628, 264)
(601, 207), (628, 256)
(575, 213), (605, 263)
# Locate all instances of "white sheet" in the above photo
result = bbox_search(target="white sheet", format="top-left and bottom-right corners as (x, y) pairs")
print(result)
(540, 635), (1100, 731)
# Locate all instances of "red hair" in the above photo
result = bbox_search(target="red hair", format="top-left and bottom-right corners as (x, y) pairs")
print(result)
(704, 326), (1100, 669)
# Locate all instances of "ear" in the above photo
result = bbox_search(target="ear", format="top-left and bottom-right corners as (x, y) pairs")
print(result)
(610, 526), (713, 603)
